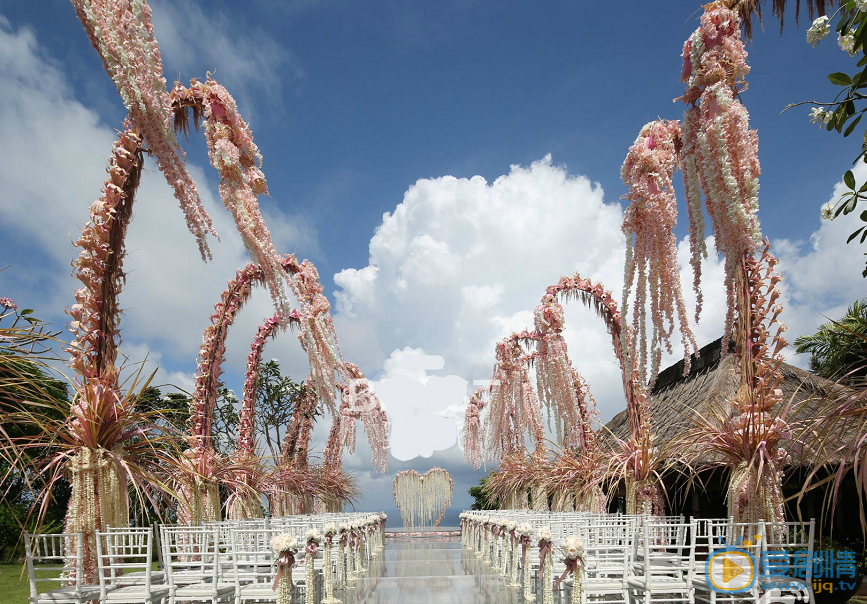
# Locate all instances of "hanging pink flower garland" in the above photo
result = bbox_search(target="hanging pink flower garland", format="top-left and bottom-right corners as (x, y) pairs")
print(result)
(621, 119), (698, 385)
(171, 78), (295, 318)
(463, 387), (488, 470)
(70, 0), (216, 259)
(337, 363), (389, 473)
(679, 2), (762, 350)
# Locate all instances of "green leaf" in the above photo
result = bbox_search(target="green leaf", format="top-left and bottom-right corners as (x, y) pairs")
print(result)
(19, 309), (33, 316)
(848, 227), (865, 243)
(858, 180), (867, 192)
(848, 100), (857, 116)
(845, 170), (857, 189)
(829, 72), (854, 86)
(845, 114), (863, 137)
(862, 229), (867, 243)
(858, 54), (867, 67)
(861, 209), (867, 221)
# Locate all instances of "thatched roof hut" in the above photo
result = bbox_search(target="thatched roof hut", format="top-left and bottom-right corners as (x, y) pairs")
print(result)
(604, 337), (838, 459)
(602, 338), (858, 523)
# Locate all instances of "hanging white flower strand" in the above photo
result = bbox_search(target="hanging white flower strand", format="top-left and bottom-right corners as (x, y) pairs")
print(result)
(392, 468), (454, 528)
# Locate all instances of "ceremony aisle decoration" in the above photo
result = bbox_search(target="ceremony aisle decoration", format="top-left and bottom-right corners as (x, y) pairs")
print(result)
(519, 523), (535, 601)
(538, 526), (555, 604)
(500, 518), (510, 576)
(354, 522), (367, 576)
(392, 468), (454, 527)
(508, 520), (520, 588)
(272, 533), (299, 604)
(322, 523), (340, 604)
(671, 0), (794, 525)
(336, 523), (349, 589)
(555, 536), (584, 604)
(305, 529), (322, 604)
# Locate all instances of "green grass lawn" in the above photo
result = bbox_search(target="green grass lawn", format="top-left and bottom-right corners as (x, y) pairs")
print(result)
(0, 563), (31, 604)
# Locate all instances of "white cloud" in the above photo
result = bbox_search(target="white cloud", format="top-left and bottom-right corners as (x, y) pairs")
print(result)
(150, 0), (303, 117)
(332, 155), (635, 424)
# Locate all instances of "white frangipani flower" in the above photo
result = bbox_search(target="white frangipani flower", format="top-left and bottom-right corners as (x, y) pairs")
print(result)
(821, 202), (836, 220)
(839, 32), (859, 56)
(807, 15), (831, 46)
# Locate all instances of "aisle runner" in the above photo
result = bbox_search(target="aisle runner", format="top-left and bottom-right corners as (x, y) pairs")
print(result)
(340, 537), (568, 604)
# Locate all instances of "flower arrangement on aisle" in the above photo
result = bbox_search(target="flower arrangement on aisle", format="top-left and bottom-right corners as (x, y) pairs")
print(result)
(507, 520), (520, 587)
(305, 529), (322, 604)
(499, 518), (510, 576)
(555, 536), (584, 604)
(537, 526), (554, 604)
(392, 468), (453, 528)
(353, 522), (367, 576)
(336, 523), (350, 589)
(519, 523), (535, 601)
(272, 533), (299, 604)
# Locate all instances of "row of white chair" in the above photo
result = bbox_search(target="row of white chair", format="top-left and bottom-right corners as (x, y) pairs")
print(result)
(25, 511), (386, 604)
(461, 511), (816, 604)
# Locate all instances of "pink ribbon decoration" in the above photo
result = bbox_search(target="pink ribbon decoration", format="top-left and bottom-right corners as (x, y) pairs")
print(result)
(554, 556), (581, 589)
(272, 550), (297, 591)
(537, 540), (554, 579)
(339, 532), (349, 546)
(306, 541), (319, 558)
(520, 535), (531, 567)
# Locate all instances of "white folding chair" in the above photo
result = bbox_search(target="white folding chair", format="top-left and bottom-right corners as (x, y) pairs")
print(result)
(760, 519), (814, 603)
(96, 528), (169, 603)
(24, 532), (104, 604)
(628, 519), (696, 604)
(692, 519), (764, 604)
(161, 525), (234, 604)
(231, 527), (281, 604)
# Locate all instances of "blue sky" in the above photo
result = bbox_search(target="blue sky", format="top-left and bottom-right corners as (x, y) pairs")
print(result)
(1, 0), (865, 522)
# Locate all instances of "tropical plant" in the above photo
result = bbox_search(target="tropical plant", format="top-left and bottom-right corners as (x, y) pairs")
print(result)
(468, 476), (500, 511)
(794, 298), (867, 380)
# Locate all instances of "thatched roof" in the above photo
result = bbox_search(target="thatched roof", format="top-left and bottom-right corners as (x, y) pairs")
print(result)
(603, 338), (841, 461)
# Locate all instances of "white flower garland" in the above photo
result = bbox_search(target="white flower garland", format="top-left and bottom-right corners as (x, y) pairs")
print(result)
(271, 534), (299, 604)
(392, 468), (453, 527)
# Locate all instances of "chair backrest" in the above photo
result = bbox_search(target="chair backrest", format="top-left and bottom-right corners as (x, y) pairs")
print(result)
(24, 532), (86, 600)
(96, 528), (154, 598)
(762, 519), (815, 585)
(160, 525), (221, 589)
(579, 522), (631, 578)
(230, 527), (281, 587)
(638, 520), (696, 581)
